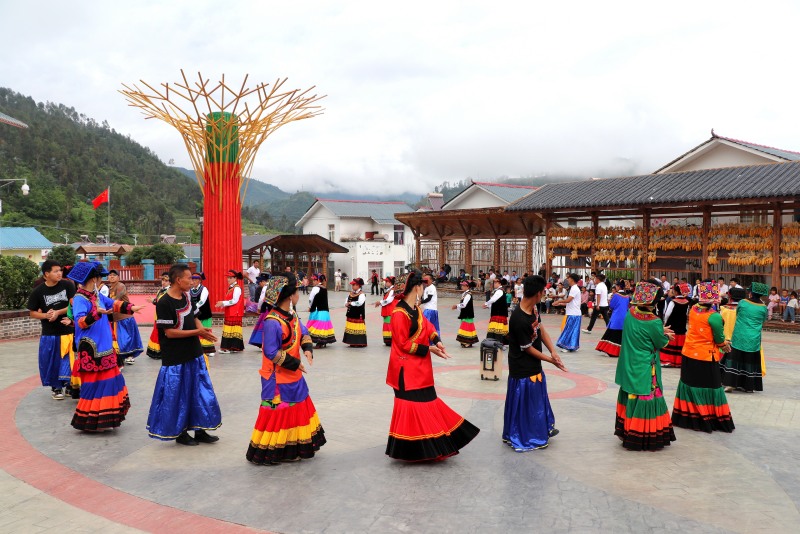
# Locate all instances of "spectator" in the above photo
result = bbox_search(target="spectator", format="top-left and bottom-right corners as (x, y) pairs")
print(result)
(370, 269), (380, 295)
(579, 286), (590, 316)
(767, 287), (780, 320)
(544, 283), (556, 313)
(779, 289), (790, 316)
(334, 269), (342, 291)
(783, 291), (798, 323)
(552, 283), (567, 314)
(246, 260), (260, 301)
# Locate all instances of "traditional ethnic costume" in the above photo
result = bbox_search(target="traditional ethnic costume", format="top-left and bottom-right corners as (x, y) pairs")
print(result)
(421, 280), (441, 337)
(146, 286), (169, 359)
(556, 282), (582, 351)
(247, 275), (326, 464)
(378, 280), (397, 346)
(503, 301), (557, 451)
(248, 274), (271, 348)
(27, 277), (75, 397)
(386, 273), (479, 461)
(147, 287), (222, 442)
(190, 273), (217, 355)
(672, 282), (735, 433)
(343, 279), (367, 347)
(455, 283), (479, 347)
(108, 279), (144, 364)
(721, 284), (768, 392)
(614, 281), (675, 451)
(659, 283), (690, 367)
(220, 272), (245, 353)
(595, 288), (629, 357)
(486, 284), (509, 343)
(307, 277), (336, 347)
(68, 262), (133, 431)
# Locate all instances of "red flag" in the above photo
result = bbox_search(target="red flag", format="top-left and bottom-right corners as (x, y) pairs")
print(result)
(92, 188), (109, 209)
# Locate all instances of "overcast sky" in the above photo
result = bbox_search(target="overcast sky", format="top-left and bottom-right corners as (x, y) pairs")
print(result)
(3, 1), (799, 196)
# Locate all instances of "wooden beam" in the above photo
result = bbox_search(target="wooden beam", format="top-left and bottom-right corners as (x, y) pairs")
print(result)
(590, 213), (599, 273)
(493, 237), (501, 272)
(642, 211), (651, 279)
(464, 237), (473, 278)
(545, 215), (553, 278)
(701, 208), (711, 280)
(772, 203), (782, 288)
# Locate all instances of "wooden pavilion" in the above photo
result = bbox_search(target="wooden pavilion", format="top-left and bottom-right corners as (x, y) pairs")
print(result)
(395, 207), (546, 277)
(242, 234), (347, 278)
(505, 161), (800, 289)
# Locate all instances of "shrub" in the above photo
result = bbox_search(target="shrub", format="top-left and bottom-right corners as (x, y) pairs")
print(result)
(48, 245), (78, 267)
(0, 256), (40, 310)
(125, 244), (185, 265)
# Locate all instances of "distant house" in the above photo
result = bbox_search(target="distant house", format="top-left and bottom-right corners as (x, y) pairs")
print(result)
(442, 181), (538, 210)
(0, 227), (52, 263)
(295, 199), (416, 281)
(655, 131), (800, 174)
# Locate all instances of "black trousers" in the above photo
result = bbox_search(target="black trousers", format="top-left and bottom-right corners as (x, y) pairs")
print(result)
(587, 306), (609, 331)
(371, 281), (379, 295)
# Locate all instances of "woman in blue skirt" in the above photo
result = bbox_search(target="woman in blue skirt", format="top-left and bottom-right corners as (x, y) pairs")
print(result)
(503, 275), (568, 451)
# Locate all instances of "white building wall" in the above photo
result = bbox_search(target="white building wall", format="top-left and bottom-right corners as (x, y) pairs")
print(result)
(665, 144), (774, 173)
(445, 188), (506, 210)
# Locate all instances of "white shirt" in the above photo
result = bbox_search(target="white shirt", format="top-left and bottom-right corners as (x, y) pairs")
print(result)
(195, 286), (210, 314)
(457, 292), (472, 309)
(595, 282), (609, 307)
(346, 289), (365, 307)
(514, 283), (524, 299)
(222, 285), (242, 306)
(379, 287), (395, 306)
(545, 287), (556, 299)
(662, 280), (671, 292)
(308, 286), (320, 307)
(335, 271), (342, 280)
(486, 287), (504, 305)
(246, 265), (260, 284)
(719, 284), (730, 296)
(99, 284), (109, 297)
(422, 284), (438, 311)
(565, 284), (581, 316)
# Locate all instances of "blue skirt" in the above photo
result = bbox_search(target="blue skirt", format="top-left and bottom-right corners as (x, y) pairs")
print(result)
(38, 335), (67, 388)
(248, 311), (269, 347)
(556, 315), (581, 351)
(503, 373), (556, 451)
(116, 317), (144, 358)
(423, 309), (441, 336)
(146, 356), (222, 440)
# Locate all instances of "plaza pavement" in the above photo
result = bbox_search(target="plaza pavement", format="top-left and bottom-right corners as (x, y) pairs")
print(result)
(2, 294), (800, 533)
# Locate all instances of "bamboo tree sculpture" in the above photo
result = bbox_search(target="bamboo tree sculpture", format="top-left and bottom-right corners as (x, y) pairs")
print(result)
(121, 71), (324, 303)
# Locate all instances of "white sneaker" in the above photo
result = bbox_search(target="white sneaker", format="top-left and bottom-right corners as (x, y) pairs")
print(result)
(581, 329), (591, 334)
(559, 349), (569, 353)
(125, 357), (135, 364)
(208, 352), (216, 357)
(51, 390), (65, 400)
(219, 349), (230, 354)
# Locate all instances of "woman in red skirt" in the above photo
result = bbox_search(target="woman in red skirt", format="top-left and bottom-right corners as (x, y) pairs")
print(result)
(659, 283), (690, 367)
(385, 270), (479, 461)
(246, 273), (325, 464)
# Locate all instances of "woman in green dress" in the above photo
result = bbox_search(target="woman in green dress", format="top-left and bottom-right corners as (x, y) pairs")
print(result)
(721, 281), (768, 392)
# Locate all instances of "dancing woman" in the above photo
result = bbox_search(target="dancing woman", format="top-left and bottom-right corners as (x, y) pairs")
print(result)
(248, 274), (272, 349)
(215, 270), (245, 353)
(659, 283), (691, 367)
(246, 273), (325, 464)
(385, 271), (479, 461)
(374, 277), (397, 346)
(595, 282), (629, 357)
(307, 274), (336, 348)
(453, 280), (479, 347)
(614, 280), (676, 451)
(343, 278), (367, 347)
(721, 282), (768, 393)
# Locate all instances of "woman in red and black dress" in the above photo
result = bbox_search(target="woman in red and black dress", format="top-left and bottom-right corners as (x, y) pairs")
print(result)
(660, 283), (690, 367)
(215, 270), (245, 353)
(385, 270), (480, 461)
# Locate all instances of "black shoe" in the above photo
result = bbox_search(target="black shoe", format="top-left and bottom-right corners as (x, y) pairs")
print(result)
(176, 431), (199, 446)
(548, 428), (560, 438)
(194, 429), (220, 443)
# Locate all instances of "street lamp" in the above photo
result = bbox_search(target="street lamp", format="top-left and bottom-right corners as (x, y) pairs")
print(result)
(0, 179), (32, 256)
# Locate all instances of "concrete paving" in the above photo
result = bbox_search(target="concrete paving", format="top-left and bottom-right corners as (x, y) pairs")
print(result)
(2, 294), (800, 533)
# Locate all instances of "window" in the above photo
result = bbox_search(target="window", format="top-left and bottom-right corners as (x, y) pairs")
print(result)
(328, 224), (335, 242)
(394, 224), (405, 245)
(368, 261), (383, 279)
(394, 261), (406, 277)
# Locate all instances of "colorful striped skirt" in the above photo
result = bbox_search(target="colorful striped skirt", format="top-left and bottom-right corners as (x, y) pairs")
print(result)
(246, 391), (326, 465)
(146, 356), (221, 440)
(595, 328), (622, 357)
(502, 373), (556, 451)
(115, 317), (144, 359)
(71, 367), (130, 431)
(720, 348), (763, 392)
(672, 356), (734, 433)
(386, 386), (479, 461)
(614, 368), (675, 451)
(146, 324), (161, 359)
(199, 317), (216, 354)
(220, 317), (244, 352)
(307, 310), (336, 346)
(487, 315), (508, 343)
(343, 317), (368, 347)
(248, 312), (268, 348)
(382, 316), (392, 346)
(456, 318), (479, 346)
(659, 334), (685, 367)
(556, 315), (581, 351)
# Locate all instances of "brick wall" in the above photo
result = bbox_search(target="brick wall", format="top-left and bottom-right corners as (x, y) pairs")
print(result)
(0, 310), (41, 340)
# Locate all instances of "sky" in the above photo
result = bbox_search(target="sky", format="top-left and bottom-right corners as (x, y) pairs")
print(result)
(3, 1), (800, 196)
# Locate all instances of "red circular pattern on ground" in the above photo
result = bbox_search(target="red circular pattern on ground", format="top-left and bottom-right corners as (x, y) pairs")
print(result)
(433, 365), (608, 400)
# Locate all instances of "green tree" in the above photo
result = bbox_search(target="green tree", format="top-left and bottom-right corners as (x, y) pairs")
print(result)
(0, 256), (40, 309)
(124, 244), (185, 265)
(48, 245), (78, 267)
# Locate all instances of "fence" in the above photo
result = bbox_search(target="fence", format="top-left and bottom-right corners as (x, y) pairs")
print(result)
(107, 260), (196, 280)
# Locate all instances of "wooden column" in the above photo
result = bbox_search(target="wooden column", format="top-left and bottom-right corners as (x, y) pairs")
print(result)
(772, 203), (782, 287)
(544, 215), (554, 277)
(590, 212), (599, 273)
(464, 237), (472, 278)
(525, 237), (533, 274)
(701, 208), (711, 280)
(642, 211), (650, 280)
(322, 253), (329, 288)
(438, 239), (446, 271)
(414, 231), (421, 268)
(493, 237), (501, 272)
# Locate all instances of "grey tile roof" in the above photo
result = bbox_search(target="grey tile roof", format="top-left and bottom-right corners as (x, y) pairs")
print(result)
(316, 199), (415, 225)
(506, 161), (800, 212)
(0, 227), (52, 250)
(724, 138), (800, 161)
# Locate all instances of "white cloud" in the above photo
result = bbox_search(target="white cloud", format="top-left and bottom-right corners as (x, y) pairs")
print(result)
(3, 0), (800, 196)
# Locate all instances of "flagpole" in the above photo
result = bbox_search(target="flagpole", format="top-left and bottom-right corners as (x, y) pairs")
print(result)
(107, 185), (111, 245)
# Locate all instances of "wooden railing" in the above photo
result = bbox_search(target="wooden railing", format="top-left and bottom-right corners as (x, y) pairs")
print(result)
(107, 260), (196, 280)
